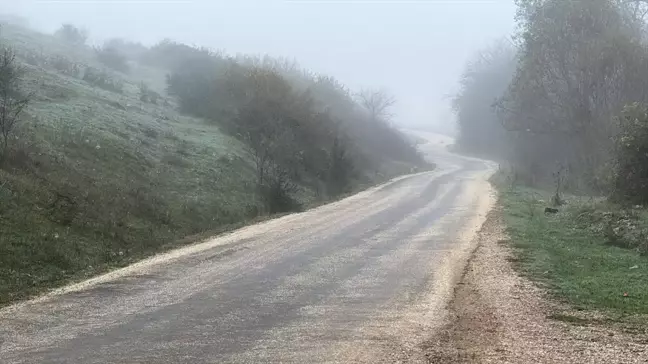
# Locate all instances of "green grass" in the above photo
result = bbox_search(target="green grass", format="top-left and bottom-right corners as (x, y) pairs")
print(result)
(0, 23), (262, 305)
(498, 185), (648, 320)
(0, 22), (425, 307)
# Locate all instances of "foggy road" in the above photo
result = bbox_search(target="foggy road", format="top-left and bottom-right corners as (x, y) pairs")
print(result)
(0, 133), (496, 363)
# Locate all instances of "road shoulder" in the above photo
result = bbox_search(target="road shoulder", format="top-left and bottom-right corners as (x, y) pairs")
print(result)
(423, 207), (648, 363)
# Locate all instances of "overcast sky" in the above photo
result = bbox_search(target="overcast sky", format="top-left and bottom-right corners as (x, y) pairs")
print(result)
(1, 0), (516, 133)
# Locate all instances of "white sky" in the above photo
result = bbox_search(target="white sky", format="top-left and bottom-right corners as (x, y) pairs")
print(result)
(1, 0), (517, 132)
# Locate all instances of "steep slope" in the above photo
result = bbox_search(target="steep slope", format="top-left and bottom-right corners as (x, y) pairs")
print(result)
(0, 22), (427, 305)
(0, 24), (259, 304)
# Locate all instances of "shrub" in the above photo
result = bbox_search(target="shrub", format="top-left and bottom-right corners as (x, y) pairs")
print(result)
(571, 204), (648, 255)
(611, 103), (648, 205)
(139, 82), (160, 104)
(82, 67), (123, 93)
(94, 45), (129, 73)
(54, 24), (87, 46)
(50, 55), (81, 77)
(261, 171), (301, 214)
(141, 39), (216, 70)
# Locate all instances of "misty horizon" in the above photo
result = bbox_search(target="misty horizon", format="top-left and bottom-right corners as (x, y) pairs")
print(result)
(0, 0), (516, 133)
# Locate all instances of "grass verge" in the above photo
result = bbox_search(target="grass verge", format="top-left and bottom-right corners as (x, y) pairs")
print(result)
(495, 180), (648, 326)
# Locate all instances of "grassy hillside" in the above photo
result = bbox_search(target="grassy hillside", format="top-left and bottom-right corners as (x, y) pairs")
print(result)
(0, 23), (426, 305)
(0, 24), (262, 304)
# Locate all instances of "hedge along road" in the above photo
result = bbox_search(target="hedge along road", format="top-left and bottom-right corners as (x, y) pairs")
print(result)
(0, 132), (496, 364)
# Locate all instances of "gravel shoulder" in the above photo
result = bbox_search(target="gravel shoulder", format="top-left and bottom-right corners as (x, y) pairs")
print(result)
(424, 206), (648, 363)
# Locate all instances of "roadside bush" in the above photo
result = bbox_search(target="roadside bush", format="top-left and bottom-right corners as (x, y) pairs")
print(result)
(54, 24), (87, 46)
(611, 103), (648, 205)
(572, 205), (648, 255)
(141, 39), (216, 70)
(326, 132), (355, 196)
(94, 45), (129, 73)
(261, 172), (302, 214)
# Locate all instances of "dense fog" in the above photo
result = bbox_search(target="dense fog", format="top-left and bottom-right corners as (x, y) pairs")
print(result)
(1, 0), (516, 134)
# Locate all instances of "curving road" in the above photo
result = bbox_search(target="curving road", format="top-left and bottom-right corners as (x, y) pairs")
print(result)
(0, 132), (496, 364)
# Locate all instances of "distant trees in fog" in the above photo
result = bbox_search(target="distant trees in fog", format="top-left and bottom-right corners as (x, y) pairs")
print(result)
(54, 24), (87, 46)
(454, 0), (648, 202)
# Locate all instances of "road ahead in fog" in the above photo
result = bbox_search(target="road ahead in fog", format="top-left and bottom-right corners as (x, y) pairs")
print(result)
(0, 132), (495, 363)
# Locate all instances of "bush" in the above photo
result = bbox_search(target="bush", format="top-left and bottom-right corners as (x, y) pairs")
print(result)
(261, 172), (301, 214)
(611, 103), (648, 205)
(49, 55), (81, 77)
(94, 45), (129, 73)
(574, 206), (648, 255)
(54, 24), (87, 46)
(139, 82), (160, 104)
(141, 39), (216, 70)
(82, 67), (123, 93)
(103, 38), (148, 61)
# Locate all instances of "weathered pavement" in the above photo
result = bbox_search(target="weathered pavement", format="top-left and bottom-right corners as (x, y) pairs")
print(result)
(0, 132), (496, 363)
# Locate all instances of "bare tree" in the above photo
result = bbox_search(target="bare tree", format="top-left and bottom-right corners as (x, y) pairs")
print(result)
(356, 88), (396, 121)
(0, 46), (30, 161)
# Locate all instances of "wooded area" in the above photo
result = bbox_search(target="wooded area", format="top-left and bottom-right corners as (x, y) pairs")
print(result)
(454, 0), (648, 204)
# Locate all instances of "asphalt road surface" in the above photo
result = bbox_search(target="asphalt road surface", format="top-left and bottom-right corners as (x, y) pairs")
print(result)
(0, 132), (496, 363)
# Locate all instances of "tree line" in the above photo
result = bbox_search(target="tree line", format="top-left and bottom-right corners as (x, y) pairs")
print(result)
(162, 43), (427, 212)
(2, 23), (427, 214)
(454, 0), (648, 204)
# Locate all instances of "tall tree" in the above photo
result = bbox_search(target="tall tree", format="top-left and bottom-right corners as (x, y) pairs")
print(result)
(453, 39), (517, 159)
(497, 0), (648, 189)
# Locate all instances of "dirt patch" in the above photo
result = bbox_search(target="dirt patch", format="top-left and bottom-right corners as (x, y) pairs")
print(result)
(422, 207), (648, 363)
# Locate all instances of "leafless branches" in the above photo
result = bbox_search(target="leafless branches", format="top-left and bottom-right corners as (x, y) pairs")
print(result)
(356, 88), (396, 121)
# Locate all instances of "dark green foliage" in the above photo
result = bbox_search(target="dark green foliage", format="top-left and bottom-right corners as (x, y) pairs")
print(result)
(82, 67), (123, 93)
(454, 0), (648, 197)
(611, 103), (648, 206)
(0, 23), (427, 306)
(499, 184), (648, 317)
(141, 39), (217, 70)
(327, 132), (355, 196)
(166, 47), (426, 212)
(94, 45), (130, 73)
(453, 39), (516, 160)
(261, 173), (301, 214)
(54, 24), (87, 46)
(50, 55), (81, 77)
(165, 54), (226, 117)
